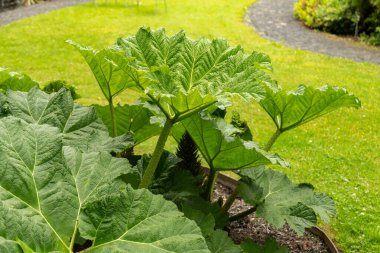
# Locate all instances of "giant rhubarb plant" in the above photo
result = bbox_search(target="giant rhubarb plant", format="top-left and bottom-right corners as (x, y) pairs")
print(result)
(71, 27), (275, 189)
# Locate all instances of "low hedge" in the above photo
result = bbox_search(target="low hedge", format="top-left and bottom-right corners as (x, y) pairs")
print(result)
(294, 0), (380, 45)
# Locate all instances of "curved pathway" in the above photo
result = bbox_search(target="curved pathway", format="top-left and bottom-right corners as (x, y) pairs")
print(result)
(246, 0), (380, 64)
(0, 0), (92, 26)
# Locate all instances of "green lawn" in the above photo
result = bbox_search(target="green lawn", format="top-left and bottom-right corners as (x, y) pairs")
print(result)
(0, 0), (379, 252)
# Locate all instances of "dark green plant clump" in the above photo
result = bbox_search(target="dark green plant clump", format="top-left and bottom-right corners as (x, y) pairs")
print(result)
(176, 131), (203, 176)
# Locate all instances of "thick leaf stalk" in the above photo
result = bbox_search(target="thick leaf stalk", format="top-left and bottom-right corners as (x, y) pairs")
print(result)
(222, 189), (238, 212)
(108, 97), (117, 137)
(203, 169), (218, 201)
(264, 129), (281, 151)
(229, 207), (257, 222)
(139, 118), (174, 189)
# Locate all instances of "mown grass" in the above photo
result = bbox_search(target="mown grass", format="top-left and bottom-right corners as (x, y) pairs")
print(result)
(0, 0), (379, 252)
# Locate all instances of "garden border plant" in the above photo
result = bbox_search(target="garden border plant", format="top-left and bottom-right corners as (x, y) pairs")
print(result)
(0, 27), (361, 252)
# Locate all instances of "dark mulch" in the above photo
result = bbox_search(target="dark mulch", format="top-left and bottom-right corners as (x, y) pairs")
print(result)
(214, 183), (331, 253)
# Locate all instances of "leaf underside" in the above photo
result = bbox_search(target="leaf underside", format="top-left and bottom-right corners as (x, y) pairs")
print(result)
(260, 85), (361, 132)
(87, 27), (275, 120)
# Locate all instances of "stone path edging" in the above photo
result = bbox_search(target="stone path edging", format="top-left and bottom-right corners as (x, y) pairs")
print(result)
(246, 0), (380, 64)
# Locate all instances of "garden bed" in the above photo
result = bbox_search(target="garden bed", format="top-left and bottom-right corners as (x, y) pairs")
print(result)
(214, 173), (339, 253)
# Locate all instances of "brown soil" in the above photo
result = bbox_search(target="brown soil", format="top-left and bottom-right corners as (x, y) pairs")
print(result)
(214, 183), (331, 253)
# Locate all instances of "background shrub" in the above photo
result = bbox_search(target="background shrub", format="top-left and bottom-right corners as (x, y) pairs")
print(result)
(294, 0), (380, 45)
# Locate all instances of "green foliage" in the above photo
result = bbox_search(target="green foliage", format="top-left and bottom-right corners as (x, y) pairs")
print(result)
(360, 27), (380, 45)
(95, 103), (162, 145)
(173, 113), (286, 172)
(0, 2), (377, 251)
(0, 27), (363, 252)
(230, 111), (253, 141)
(206, 230), (241, 253)
(260, 85), (361, 132)
(85, 27), (277, 189)
(43, 80), (80, 100)
(0, 88), (209, 253)
(237, 167), (336, 235)
(4, 88), (132, 152)
(0, 237), (22, 253)
(0, 68), (39, 92)
(68, 40), (139, 137)
(294, 0), (380, 41)
(114, 27), (274, 117)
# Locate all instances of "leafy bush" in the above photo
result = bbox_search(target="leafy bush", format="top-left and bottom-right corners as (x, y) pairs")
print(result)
(294, 0), (380, 44)
(0, 27), (362, 252)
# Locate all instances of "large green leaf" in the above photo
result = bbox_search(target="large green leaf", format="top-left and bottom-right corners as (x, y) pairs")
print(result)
(0, 116), (209, 252)
(182, 207), (216, 238)
(237, 168), (336, 235)
(67, 41), (136, 101)
(63, 146), (140, 196)
(4, 88), (132, 152)
(0, 117), (79, 252)
(113, 27), (274, 120)
(181, 197), (229, 230)
(79, 185), (210, 253)
(173, 113), (286, 171)
(259, 85), (361, 132)
(95, 103), (162, 145)
(0, 237), (23, 253)
(206, 230), (241, 253)
(0, 68), (39, 92)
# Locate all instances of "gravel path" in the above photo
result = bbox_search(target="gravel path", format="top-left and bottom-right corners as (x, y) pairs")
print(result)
(0, 0), (92, 26)
(246, 0), (380, 64)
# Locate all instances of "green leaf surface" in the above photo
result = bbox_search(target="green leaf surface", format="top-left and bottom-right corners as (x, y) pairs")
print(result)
(237, 168), (335, 235)
(182, 207), (216, 237)
(0, 237), (23, 253)
(95, 103), (162, 145)
(181, 197), (229, 229)
(63, 146), (139, 199)
(67, 41), (135, 101)
(0, 68), (39, 92)
(115, 27), (273, 119)
(79, 186), (210, 253)
(5, 88), (132, 152)
(0, 115), (208, 253)
(206, 230), (241, 253)
(259, 85), (361, 131)
(0, 92), (7, 117)
(0, 117), (79, 252)
(173, 113), (286, 171)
